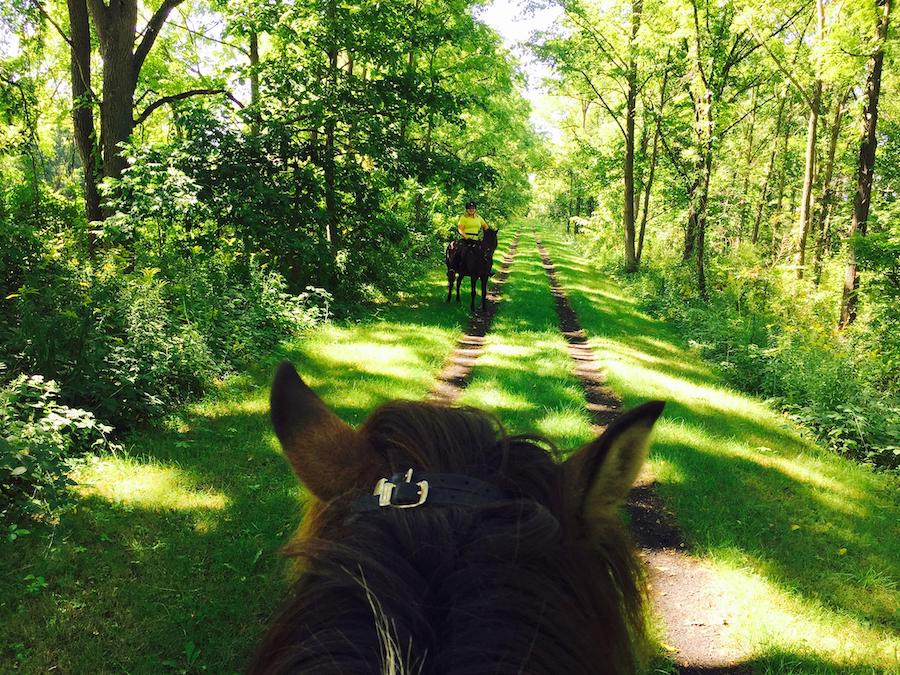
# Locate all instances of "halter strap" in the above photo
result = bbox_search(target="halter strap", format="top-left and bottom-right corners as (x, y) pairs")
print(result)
(351, 469), (507, 512)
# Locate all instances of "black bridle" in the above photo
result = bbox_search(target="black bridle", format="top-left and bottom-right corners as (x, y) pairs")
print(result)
(352, 469), (507, 512)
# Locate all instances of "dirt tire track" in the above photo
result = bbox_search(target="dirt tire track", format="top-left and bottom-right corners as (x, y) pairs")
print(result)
(534, 235), (749, 674)
(428, 235), (521, 405)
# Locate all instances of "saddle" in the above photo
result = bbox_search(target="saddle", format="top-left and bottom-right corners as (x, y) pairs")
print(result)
(447, 239), (483, 273)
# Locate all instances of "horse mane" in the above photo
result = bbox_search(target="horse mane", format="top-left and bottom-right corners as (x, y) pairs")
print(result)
(250, 401), (647, 675)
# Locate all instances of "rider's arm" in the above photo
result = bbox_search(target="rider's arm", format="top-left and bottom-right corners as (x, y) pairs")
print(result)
(480, 216), (488, 230)
(458, 219), (468, 239)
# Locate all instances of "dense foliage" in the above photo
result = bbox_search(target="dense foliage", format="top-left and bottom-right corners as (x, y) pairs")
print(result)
(1, 372), (119, 522)
(0, 0), (540, 521)
(533, 0), (898, 467)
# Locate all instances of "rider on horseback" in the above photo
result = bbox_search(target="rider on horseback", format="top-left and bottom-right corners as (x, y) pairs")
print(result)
(449, 200), (493, 275)
(457, 200), (488, 241)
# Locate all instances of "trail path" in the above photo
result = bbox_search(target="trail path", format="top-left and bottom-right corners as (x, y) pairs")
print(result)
(428, 235), (520, 404)
(533, 236), (748, 674)
(425, 230), (747, 672)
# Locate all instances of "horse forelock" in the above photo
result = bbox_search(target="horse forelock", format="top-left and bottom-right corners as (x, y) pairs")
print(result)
(250, 403), (647, 675)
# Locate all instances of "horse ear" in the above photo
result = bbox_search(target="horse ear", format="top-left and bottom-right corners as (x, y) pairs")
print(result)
(270, 361), (383, 500)
(564, 401), (665, 532)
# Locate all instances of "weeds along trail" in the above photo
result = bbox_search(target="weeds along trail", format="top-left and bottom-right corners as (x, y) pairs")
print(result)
(537, 229), (900, 674)
(534, 233), (746, 672)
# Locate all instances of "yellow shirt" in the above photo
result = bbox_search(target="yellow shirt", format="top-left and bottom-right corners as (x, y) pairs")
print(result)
(458, 214), (487, 237)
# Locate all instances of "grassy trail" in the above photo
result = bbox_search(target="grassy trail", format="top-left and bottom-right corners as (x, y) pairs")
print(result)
(3, 227), (897, 674)
(540, 230), (899, 673)
(0, 235), (514, 674)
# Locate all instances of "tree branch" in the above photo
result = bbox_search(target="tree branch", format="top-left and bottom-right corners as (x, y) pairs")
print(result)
(168, 20), (249, 55)
(576, 69), (627, 139)
(134, 0), (187, 78)
(720, 92), (777, 136)
(31, 1), (73, 49)
(134, 88), (226, 125)
(563, 5), (628, 73)
(657, 125), (691, 184)
(743, 6), (816, 109)
(690, 0), (709, 90)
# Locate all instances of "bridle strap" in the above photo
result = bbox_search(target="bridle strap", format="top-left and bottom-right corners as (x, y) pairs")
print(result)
(351, 470), (507, 512)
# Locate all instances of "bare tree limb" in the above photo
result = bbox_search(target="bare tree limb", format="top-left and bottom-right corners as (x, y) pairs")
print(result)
(134, 88), (226, 125)
(576, 69), (627, 139)
(134, 0), (187, 77)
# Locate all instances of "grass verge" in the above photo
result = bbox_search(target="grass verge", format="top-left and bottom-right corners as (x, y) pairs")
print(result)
(0, 234), (522, 673)
(540, 227), (899, 673)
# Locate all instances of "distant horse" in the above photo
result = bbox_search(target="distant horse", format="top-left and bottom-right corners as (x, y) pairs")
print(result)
(251, 361), (665, 674)
(445, 228), (498, 311)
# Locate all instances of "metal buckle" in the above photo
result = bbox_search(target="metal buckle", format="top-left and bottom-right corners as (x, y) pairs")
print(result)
(372, 469), (430, 509)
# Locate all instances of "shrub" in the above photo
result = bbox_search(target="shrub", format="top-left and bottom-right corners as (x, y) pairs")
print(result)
(620, 245), (900, 469)
(1, 371), (119, 522)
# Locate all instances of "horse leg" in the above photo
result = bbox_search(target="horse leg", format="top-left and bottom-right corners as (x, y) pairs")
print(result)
(480, 275), (488, 310)
(446, 271), (454, 303)
(470, 276), (477, 312)
(456, 275), (462, 302)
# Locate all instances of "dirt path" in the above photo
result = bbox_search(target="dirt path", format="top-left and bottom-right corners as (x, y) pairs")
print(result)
(428, 235), (520, 404)
(534, 236), (749, 674)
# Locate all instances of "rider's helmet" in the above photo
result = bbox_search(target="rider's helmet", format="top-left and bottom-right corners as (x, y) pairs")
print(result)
(465, 200), (476, 209)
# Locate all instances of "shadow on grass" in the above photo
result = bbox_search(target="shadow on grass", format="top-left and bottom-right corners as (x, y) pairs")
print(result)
(457, 231), (597, 450)
(541, 231), (899, 668)
(0, 255), (495, 674)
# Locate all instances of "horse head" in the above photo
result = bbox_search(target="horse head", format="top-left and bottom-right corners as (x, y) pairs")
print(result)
(482, 226), (499, 253)
(253, 361), (664, 674)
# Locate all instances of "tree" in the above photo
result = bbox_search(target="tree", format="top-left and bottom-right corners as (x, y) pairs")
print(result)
(35, 0), (230, 232)
(535, 0), (657, 271)
(840, 0), (891, 327)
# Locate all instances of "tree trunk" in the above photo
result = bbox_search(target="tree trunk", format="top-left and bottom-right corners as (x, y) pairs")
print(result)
(622, 0), (642, 272)
(67, 0), (102, 255)
(840, 0), (890, 327)
(795, 79), (822, 279)
(738, 85), (758, 245)
(637, 64), (668, 264)
(322, 0), (339, 247)
(796, 0), (826, 279)
(813, 88), (850, 284)
(90, 1), (138, 186)
(249, 31), (260, 135)
(752, 89), (788, 244)
(697, 151), (712, 299)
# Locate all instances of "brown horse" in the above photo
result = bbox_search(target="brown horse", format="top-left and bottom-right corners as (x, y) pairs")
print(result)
(251, 361), (664, 674)
(445, 228), (498, 311)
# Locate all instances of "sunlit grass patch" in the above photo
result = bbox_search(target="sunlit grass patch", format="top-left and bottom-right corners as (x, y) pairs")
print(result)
(459, 378), (535, 411)
(707, 557), (900, 670)
(539, 228), (900, 673)
(73, 456), (229, 512)
(535, 404), (594, 451)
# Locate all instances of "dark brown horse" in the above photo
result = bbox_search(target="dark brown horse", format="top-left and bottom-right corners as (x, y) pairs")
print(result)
(445, 228), (498, 311)
(251, 361), (664, 674)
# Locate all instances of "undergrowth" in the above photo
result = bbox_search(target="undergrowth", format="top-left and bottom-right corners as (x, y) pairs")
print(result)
(569, 224), (899, 469)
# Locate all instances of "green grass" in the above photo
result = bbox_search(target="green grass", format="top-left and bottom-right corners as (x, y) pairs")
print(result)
(4, 225), (896, 674)
(457, 229), (594, 451)
(540, 228), (900, 673)
(0, 234), (518, 674)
